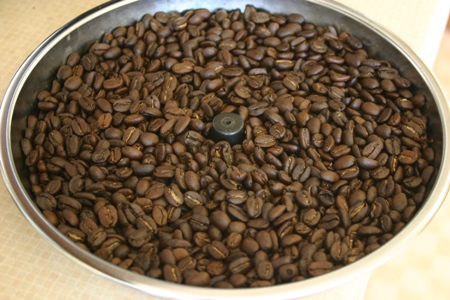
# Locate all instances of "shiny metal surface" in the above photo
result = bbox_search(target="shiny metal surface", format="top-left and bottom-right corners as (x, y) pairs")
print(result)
(1, 0), (449, 299)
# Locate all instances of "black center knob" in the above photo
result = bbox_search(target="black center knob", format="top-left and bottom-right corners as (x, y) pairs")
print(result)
(210, 113), (245, 145)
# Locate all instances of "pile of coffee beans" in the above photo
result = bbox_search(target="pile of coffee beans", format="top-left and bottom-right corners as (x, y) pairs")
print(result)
(21, 5), (435, 287)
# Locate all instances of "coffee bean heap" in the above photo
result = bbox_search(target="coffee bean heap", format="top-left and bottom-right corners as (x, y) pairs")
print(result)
(21, 5), (435, 287)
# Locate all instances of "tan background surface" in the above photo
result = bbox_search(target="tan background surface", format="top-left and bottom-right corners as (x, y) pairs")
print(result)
(1, 0), (450, 299)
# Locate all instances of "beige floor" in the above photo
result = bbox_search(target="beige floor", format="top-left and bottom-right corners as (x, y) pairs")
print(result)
(365, 20), (450, 300)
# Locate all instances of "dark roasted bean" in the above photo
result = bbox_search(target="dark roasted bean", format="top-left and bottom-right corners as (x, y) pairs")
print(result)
(256, 260), (274, 280)
(308, 261), (333, 277)
(164, 183), (184, 207)
(163, 264), (182, 283)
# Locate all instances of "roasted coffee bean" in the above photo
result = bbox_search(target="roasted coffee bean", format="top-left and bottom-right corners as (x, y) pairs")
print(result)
(172, 62), (194, 75)
(153, 165), (176, 179)
(210, 211), (231, 231)
(334, 155), (356, 170)
(183, 190), (204, 208)
(185, 170), (201, 191)
(330, 144), (351, 158)
(152, 205), (168, 226)
(185, 271), (211, 286)
(163, 264), (183, 283)
(256, 260), (274, 280)
(123, 126), (141, 145)
(398, 150), (419, 165)
(320, 170), (339, 183)
(207, 240), (229, 260)
(278, 263), (299, 281)
(226, 231), (243, 249)
(190, 213), (210, 231)
(98, 204), (118, 228)
(227, 204), (249, 222)
(22, 4), (435, 288)
(125, 228), (151, 248)
(254, 134), (276, 148)
(362, 141), (383, 159)
(308, 261), (333, 277)
(355, 149), (380, 166)
(303, 209), (321, 227)
(58, 224), (86, 243)
(330, 241), (348, 262)
(36, 193), (57, 211)
(246, 195), (264, 218)
(228, 256), (251, 274)
(164, 183), (184, 207)
(254, 230), (272, 251)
